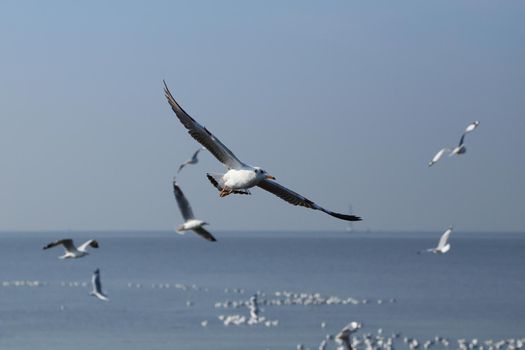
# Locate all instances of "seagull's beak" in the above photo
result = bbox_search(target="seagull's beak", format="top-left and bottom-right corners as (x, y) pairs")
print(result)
(265, 174), (276, 180)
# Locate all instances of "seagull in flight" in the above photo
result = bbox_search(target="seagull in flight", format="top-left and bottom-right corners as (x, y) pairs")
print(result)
(419, 226), (453, 254)
(451, 121), (480, 156)
(163, 81), (361, 222)
(43, 239), (99, 259)
(178, 147), (206, 173)
(90, 268), (109, 301)
(173, 178), (217, 242)
(336, 321), (362, 350)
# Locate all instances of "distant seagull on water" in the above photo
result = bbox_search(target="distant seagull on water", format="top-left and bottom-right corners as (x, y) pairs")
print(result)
(90, 268), (109, 301)
(173, 178), (217, 242)
(418, 226), (453, 254)
(43, 239), (99, 259)
(178, 147), (206, 173)
(451, 121), (480, 156)
(163, 81), (361, 222)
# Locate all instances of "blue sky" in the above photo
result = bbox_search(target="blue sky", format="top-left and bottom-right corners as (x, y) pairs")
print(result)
(0, 1), (524, 232)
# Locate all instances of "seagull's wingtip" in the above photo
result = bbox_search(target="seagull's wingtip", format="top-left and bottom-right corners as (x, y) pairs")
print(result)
(329, 212), (362, 222)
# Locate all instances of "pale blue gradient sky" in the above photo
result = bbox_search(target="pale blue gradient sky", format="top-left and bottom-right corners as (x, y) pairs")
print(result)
(0, 1), (524, 232)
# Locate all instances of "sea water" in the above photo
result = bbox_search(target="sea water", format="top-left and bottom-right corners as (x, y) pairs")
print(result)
(0, 231), (523, 350)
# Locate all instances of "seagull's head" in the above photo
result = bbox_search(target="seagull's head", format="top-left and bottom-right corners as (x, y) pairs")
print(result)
(254, 167), (275, 180)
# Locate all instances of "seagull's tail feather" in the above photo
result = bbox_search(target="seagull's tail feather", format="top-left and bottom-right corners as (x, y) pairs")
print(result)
(206, 173), (251, 195)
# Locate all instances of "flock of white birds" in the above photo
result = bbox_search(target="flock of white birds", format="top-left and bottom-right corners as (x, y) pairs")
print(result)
(38, 82), (481, 350)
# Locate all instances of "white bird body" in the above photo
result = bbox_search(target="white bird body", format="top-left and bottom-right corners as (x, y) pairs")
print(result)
(163, 81), (361, 222)
(223, 167), (265, 190)
(43, 239), (99, 259)
(450, 145), (467, 156)
(177, 219), (207, 232)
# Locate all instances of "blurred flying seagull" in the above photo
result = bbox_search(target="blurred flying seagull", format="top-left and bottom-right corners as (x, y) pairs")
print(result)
(43, 239), (99, 259)
(90, 268), (109, 301)
(419, 227), (453, 254)
(173, 179), (217, 242)
(163, 81), (361, 222)
(178, 147), (206, 173)
(451, 121), (480, 156)
(428, 148), (451, 167)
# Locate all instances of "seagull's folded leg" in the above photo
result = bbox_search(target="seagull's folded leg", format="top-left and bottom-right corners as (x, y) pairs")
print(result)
(219, 188), (232, 197)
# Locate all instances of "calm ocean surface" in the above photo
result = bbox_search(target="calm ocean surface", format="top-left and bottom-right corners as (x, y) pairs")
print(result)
(0, 231), (523, 350)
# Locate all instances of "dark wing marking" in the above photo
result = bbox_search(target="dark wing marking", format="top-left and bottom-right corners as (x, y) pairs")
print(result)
(192, 227), (217, 242)
(43, 239), (75, 252)
(163, 81), (245, 169)
(257, 179), (362, 222)
(78, 239), (99, 251)
(93, 269), (102, 292)
(173, 180), (195, 221)
(458, 133), (466, 147)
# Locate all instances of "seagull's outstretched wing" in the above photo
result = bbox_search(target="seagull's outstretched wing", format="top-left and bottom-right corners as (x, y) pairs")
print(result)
(78, 239), (99, 252)
(173, 180), (195, 221)
(190, 148), (204, 162)
(257, 179), (362, 222)
(92, 269), (109, 301)
(429, 148), (450, 167)
(437, 227), (453, 249)
(192, 227), (217, 242)
(43, 239), (76, 253)
(177, 162), (188, 173)
(164, 82), (245, 170)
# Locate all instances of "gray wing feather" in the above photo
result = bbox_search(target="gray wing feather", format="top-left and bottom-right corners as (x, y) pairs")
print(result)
(190, 148), (203, 162)
(43, 239), (76, 253)
(257, 180), (362, 222)
(163, 81), (245, 170)
(458, 133), (466, 147)
(192, 227), (217, 242)
(173, 180), (195, 220)
(177, 162), (188, 173)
